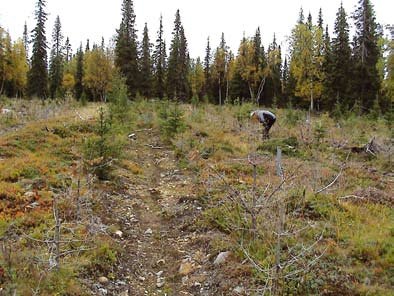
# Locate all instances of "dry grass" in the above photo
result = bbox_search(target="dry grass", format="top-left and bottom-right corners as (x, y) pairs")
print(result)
(0, 98), (392, 295)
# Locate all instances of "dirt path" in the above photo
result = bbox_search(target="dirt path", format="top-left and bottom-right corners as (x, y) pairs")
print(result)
(89, 130), (237, 295)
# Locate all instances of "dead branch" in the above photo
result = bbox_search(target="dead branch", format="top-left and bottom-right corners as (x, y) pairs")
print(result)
(208, 165), (251, 214)
(240, 244), (273, 277)
(74, 109), (85, 121)
(135, 128), (153, 132)
(58, 247), (96, 258)
(315, 151), (350, 194)
(338, 195), (365, 200)
(145, 144), (164, 149)
(263, 164), (302, 205)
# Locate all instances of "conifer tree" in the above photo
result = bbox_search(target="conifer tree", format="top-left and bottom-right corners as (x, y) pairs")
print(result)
(49, 15), (64, 98)
(326, 3), (352, 109)
(23, 22), (29, 60)
(253, 27), (265, 72)
(115, 0), (139, 97)
(167, 9), (190, 101)
(64, 37), (72, 63)
(351, 0), (381, 111)
(307, 13), (313, 30)
(140, 23), (153, 97)
(264, 35), (282, 106)
(282, 56), (291, 103)
(253, 27), (268, 103)
(153, 15), (166, 99)
(318, 8), (324, 29)
(203, 37), (212, 99)
(74, 44), (84, 99)
(27, 0), (48, 99)
(314, 10), (325, 110)
(178, 25), (190, 100)
(322, 24), (332, 109)
(298, 7), (305, 24)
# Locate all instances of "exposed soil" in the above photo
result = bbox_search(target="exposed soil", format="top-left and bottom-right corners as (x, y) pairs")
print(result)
(86, 129), (247, 296)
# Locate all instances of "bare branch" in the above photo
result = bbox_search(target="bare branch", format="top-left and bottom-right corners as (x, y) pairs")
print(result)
(315, 151), (350, 194)
(58, 247), (96, 258)
(338, 195), (365, 200)
(145, 144), (164, 149)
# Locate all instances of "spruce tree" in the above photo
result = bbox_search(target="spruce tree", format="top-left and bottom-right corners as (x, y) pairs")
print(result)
(307, 13), (313, 30)
(27, 0), (48, 99)
(253, 27), (267, 104)
(178, 25), (190, 100)
(115, 0), (139, 98)
(23, 22), (29, 60)
(153, 15), (166, 99)
(298, 7), (305, 24)
(166, 10), (181, 100)
(351, 0), (381, 111)
(327, 3), (352, 110)
(318, 8), (324, 30)
(74, 44), (84, 99)
(282, 57), (291, 104)
(167, 9), (190, 101)
(253, 27), (264, 70)
(203, 37), (212, 99)
(322, 24), (333, 109)
(64, 37), (72, 63)
(49, 15), (64, 98)
(140, 23), (153, 97)
(264, 35), (282, 106)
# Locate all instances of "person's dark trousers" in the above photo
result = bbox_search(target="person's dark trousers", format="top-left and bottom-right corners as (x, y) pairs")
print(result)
(262, 116), (276, 139)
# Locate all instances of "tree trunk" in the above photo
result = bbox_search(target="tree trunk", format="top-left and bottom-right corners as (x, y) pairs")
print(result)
(248, 83), (255, 101)
(0, 79), (4, 96)
(225, 73), (229, 103)
(218, 77), (222, 105)
(310, 80), (314, 112)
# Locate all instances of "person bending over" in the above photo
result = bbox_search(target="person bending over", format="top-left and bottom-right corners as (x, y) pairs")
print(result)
(250, 110), (276, 139)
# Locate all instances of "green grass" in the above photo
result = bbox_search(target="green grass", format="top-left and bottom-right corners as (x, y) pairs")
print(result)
(0, 98), (392, 295)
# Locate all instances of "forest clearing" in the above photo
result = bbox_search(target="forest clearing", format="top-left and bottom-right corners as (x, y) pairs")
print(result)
(0, 98), (392, 295)
(1, 0), (393, 294)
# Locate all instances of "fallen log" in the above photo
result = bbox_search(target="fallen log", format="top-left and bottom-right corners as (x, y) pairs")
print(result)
(349, 137), (381, 156)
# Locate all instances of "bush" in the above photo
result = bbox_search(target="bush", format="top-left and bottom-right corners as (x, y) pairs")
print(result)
(83, 107), (122, 180)
(313, 121), (327, 144)
(108, 73), (130, 125)
(233, 102), (255, 127)
(90, 241), (118, 273)
(284, 107), (305, 126)
(158, 101), (186, 142)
